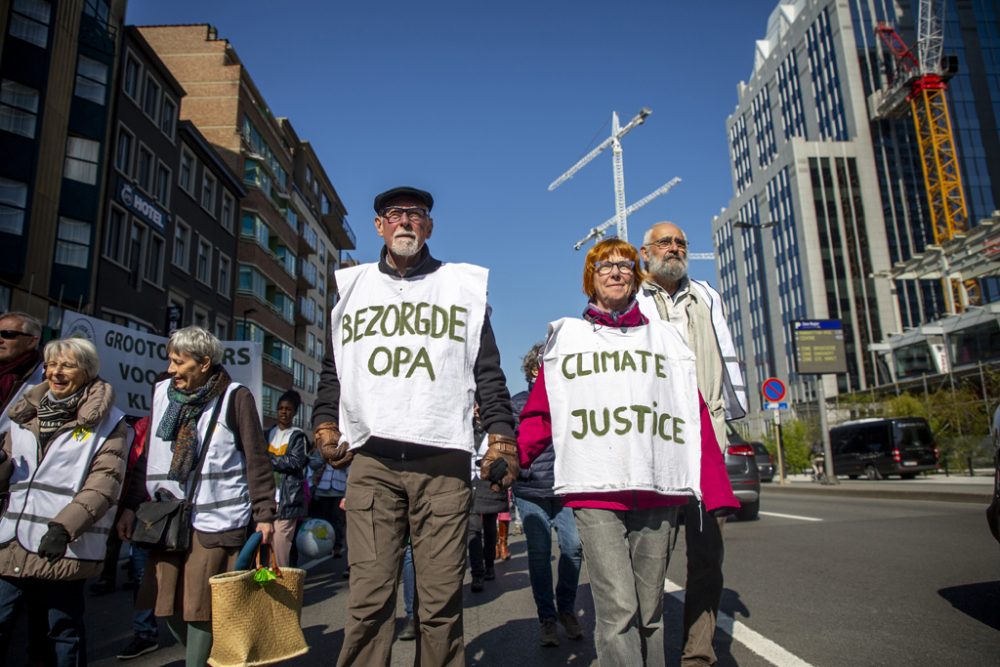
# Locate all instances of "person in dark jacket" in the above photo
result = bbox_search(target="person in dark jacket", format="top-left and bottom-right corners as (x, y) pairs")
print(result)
(468, 406), (508, 593)
(266, 390), (309, 566)
(313, 186), (517, 667)
(0, 311), (43, 432)
(511, 341), (585, 647)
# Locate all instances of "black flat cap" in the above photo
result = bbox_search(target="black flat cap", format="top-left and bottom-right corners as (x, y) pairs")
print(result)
(373, 186), (434, 213)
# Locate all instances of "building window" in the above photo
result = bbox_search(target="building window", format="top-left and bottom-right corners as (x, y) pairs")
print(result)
(136, 144), (153, 193)
(179, 146), (196, 195)
(145, 233), (164, 285)
(54, 217), (91, 268)
(201, 172), (217, 214)
(9, 0), (51, 48)
(75, 55), (108, 105)
(142, 75), (160, 122)
(321, 193), (330, 215)
(221, 191), (235, 233)
(63, 136), (100, 184)
(103, 205), (127, 264)
(172, 220), (190, 270)
(218, 253), (231, 298)
(123, 51), (141, 101)
(192, 304), (209, 330)
(214, 318), (228, 340)
(114, 125), (133, 174)
(160, 97), (176, 139)
(155, 161), (171, 204)
(126, 220), (146, 280)
(0, 79), (39, 138)
(196, 237), (212, 285)
(0, 178), (28, 236)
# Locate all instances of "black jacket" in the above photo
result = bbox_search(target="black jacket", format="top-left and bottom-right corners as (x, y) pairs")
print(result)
(267, 426), (309, 520)
(313, 245), (515, 452)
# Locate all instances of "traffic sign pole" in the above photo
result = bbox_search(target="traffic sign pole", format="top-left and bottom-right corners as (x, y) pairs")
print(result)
(774, 407), (786, 485)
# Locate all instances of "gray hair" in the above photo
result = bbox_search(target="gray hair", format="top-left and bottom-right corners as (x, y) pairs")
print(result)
(44, 337), (100, 380)
(0, 311), (42, 338)
(168, 326), (223, 365)
(642, 222), (686, 246)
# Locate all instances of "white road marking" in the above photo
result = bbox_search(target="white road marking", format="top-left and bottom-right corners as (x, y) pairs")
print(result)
(665, 578), (815, 666)
(759, 511), (823, 522)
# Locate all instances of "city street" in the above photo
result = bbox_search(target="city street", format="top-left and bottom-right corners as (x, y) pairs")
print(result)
(9, 487), (997, 667)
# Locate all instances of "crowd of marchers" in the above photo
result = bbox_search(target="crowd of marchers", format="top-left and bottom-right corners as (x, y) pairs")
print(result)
(0, 184), (747, 667)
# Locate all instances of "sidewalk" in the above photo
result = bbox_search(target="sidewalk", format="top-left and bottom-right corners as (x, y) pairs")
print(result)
(763, 471), (993, 504)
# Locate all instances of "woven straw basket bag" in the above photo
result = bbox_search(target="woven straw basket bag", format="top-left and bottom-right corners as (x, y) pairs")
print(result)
(207, 545), (308, 667)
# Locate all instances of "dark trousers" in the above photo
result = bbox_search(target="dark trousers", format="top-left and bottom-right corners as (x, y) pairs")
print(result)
(467, 512), (498, 578)
(336, 449), (471, 667)
(0, 577), (88, 666)
(310, 495), (346, 552)
(682, 497), (726, 666)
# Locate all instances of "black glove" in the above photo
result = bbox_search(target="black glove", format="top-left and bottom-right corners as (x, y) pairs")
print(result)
(38, 523), (71, 563)
(486, 458), (509, 485)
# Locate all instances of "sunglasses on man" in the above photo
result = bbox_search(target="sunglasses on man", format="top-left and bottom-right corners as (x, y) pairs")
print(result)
(0, 330), (35, 340)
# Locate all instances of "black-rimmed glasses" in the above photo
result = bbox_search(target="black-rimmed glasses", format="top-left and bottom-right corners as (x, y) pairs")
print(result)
(646, 235), (687, 250)
(0, 330), (34, 340)
(594, 260), (635, 276)
(379, 207), (430, 224)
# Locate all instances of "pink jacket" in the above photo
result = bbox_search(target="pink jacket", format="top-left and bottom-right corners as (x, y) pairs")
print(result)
(517, 301), (739, 514)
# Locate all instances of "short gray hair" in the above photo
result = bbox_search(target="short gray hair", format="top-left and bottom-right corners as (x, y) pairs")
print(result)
(44, 337), (100, 380)
(642, 222), (686, 246)
(168, 326), (223, 365)
(0, 311), (42, 338)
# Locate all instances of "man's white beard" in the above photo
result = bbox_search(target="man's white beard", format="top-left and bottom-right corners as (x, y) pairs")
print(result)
(648, 254), (687, 283)
(390, 236), (421, 257)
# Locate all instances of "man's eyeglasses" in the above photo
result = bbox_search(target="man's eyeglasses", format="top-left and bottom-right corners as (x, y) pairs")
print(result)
(594, 260), (635, 276)
(379, 207), (430, 224)
(646, 235), (687, 250)
(0, 330), (34, 340)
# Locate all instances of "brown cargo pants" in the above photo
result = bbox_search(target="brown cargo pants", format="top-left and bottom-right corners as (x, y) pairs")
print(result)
(336, 448), (471, 667)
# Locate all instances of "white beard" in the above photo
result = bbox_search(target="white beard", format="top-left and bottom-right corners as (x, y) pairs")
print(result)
(390, 236), (421, 257)
(648, 254), (688, 283)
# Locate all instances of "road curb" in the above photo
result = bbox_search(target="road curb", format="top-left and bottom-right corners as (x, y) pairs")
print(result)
(762, 484), (990, 505)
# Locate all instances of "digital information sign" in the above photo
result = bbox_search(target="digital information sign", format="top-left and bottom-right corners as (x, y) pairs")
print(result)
(792, 320), (848, 374)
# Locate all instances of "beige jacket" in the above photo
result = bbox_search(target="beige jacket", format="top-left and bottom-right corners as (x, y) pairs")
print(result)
(641, 279), (727, 449)
(0, 379), (128, 580)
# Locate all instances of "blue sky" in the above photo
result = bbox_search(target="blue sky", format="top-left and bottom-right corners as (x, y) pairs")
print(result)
(127, 0), (779, 393)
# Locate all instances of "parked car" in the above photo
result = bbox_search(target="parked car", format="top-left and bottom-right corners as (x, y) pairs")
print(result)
(725, 426), (761, 520)
(751, 441), (775, 482)
(829, 417), (939, 480)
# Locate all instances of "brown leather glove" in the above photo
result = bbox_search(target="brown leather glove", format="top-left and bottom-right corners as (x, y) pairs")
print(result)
(479, 434), (519, 492)
(314, 422), (352, 468)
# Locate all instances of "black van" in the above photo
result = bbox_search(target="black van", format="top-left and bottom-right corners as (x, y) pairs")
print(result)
(829, 417), (939, 480)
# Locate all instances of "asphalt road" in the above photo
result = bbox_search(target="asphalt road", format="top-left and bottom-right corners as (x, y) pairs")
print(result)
(9, 489), (1000, 666)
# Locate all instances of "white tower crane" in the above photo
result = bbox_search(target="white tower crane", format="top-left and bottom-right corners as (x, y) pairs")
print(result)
(549, 108), (652, 242)
(573, 177), (682, 250)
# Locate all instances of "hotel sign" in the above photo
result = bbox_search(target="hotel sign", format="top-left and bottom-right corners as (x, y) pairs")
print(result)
(117, 178), (167, 231)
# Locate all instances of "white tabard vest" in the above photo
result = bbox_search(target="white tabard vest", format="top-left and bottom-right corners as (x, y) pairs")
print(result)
(543, 318), (701, 497)
(267, 425), (304, 504)
(146, 380), (251, 532)
(637, 279), (747, 421)
(0, 363), (45, 434)
(330, 262), (487, 453)
(0, 405), (126, 561)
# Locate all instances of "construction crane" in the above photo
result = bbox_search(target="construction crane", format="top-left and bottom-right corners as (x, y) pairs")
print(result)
(550, 108), (652, 242)
(572, 177), (682, 250)
(873, 0), (977, 312)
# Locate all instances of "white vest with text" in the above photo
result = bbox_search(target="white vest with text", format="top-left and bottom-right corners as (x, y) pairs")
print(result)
(543, 318), (701, 497)
(0, 404), (125, 561)
(147, 380), (251, 532)
(330, 262), (487, 453)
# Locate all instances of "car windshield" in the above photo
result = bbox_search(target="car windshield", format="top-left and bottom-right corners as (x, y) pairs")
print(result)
(894, 422), (933, 449)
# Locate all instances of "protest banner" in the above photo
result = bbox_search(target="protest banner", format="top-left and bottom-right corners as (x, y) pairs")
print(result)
(61, 312), (263, 419)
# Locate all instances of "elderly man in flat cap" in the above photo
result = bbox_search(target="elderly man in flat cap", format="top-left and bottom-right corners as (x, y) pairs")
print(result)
(313, 186), (517, 666)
